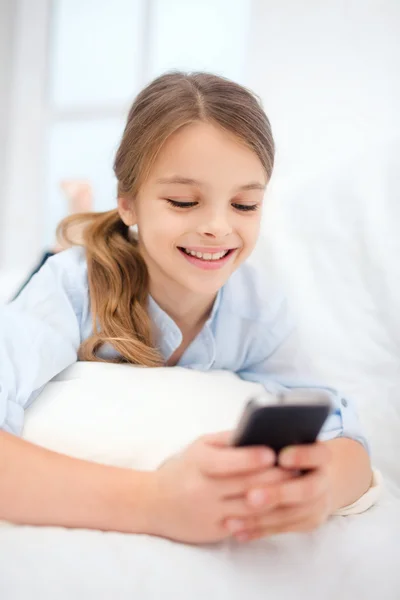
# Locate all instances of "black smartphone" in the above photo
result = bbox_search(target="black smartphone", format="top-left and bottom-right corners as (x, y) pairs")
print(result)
(232, 390), (332, 456)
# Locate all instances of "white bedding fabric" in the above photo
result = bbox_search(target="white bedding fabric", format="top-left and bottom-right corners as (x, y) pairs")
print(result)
(1, 363), (400, 600)
(1, 139), (400, 598)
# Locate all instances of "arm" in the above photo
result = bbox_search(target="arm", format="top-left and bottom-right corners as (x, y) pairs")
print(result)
(1, 426), (299, 544)
(237, 303), (374, 512)
(0, 248), (105, 526)
(223, 438), (375, 542)
(0, 248), (84, 435)
(0, 249), (160, 533)
(276, 436), (373, 512)
(325, 437), (373, 511)
(0, 430), (152, 532)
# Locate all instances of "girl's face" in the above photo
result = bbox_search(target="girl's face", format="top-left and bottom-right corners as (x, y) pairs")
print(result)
(119, 121), (267, 299)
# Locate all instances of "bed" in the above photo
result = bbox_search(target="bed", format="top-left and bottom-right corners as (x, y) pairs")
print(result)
(1, 139), (399, 599)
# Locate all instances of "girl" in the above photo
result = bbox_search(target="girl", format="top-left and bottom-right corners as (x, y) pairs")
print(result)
(0, 72), (375, 545)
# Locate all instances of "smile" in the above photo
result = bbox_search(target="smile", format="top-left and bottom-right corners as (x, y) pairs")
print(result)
(181, 248), (230, 260)
(177, 247), (237, 270)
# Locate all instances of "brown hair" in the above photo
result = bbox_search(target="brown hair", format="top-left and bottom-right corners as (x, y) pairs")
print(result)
(57, 71), (275, 366)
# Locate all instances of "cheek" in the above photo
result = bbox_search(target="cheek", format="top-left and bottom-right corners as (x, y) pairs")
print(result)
(139, 212), (183, 248)
(240, 216), (261, 246)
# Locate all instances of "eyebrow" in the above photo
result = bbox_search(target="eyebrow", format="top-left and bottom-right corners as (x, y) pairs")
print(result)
(155, 176), (266, 191)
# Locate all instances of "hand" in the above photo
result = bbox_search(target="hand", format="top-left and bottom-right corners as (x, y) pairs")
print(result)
(224, 442), (333, 542)
(147, 431), (292, 545)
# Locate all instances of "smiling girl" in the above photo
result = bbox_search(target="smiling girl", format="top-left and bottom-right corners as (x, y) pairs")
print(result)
(0, 72), (374, 544)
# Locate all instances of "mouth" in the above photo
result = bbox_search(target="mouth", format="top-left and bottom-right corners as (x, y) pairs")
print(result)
(179, 247), (233, 260)
(177, 247), (237, 270)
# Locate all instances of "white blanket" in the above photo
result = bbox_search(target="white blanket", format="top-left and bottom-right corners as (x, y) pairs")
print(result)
(1, 140), (400, 598)
(0, 362), (399, 600)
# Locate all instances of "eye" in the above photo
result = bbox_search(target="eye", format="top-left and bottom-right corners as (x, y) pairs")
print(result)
(232, 203), (259, 212)
(166, 199), (198, 209)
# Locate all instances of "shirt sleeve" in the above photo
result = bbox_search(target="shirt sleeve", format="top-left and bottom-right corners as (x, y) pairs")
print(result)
(237, 302), (369, 453)
(0, 251), (84, 436)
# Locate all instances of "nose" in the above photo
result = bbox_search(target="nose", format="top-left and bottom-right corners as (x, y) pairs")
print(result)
(196, 207), (233, 239)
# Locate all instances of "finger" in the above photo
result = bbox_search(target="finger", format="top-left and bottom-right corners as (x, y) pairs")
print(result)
(202, 431), (236, 447)
(279, 442), (331, 470)
(221, 499), (267, 528)
(236, 505), (330, 542)
(222, 471), (294, 519)
(246, 468), (329, 508)
(235, 517), (323, 542)
(222, 467), (295, 498)
(197, 439), (275, 477)
(228, 493), (330, 535)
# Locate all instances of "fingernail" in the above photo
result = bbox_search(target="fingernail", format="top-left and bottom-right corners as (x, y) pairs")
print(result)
(261, 449), (274, 465)
(280, 447), (295, 467)
(226, 519), (246, 533)
(248, 488), (266, 506)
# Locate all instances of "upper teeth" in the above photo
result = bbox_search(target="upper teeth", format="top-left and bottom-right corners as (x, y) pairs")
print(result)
(182, 248), (229, 260)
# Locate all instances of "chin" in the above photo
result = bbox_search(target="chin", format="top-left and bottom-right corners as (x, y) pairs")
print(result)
(178, 273), (230, 296)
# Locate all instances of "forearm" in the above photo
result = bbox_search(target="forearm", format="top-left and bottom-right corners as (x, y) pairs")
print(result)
(324, 437), (373, 512)
(0, 430), (154, 533)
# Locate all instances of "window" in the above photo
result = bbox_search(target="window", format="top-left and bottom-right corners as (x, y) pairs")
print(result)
(43, 0), (251, 246)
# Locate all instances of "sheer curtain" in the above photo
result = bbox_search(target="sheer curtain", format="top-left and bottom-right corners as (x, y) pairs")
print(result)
(43, 0), (251, 247)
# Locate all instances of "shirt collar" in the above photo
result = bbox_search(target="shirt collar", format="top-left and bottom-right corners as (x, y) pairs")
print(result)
(147, 289), (222, 362)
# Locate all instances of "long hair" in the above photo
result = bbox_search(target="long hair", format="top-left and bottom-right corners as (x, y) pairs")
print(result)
(57, 72), (275, 366)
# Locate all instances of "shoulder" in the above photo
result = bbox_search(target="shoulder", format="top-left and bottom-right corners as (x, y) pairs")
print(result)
(220, 258), (289, 327)
(43, 246), (88, 288)
(45, 245), (88, 272)
(214, 258), (294, 365)
(45, 245), (89, 307)
(11, 245), (89, 319)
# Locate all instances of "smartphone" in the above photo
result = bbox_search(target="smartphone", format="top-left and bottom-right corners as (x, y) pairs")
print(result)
(232, 389), (332, 456)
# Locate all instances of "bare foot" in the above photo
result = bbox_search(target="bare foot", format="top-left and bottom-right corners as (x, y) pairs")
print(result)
(53, 180), (94, 251)
(60, 179), (93, 214)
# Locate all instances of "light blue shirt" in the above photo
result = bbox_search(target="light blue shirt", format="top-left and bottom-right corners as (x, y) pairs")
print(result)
(0, 246), (367, 450)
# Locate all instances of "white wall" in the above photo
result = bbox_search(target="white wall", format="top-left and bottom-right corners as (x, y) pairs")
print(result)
(247, 0), (400, 200)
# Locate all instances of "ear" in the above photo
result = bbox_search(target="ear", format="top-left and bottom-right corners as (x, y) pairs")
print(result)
(118, 196), (137, 226)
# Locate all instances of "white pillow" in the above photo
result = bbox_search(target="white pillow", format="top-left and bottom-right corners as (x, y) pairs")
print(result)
(22, 358), (398, 494)
(23, 362), (264, 470)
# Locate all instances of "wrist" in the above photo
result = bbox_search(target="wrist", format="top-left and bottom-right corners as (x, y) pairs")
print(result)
(324, 438), (372, 512)
(107, 467), (159, 535)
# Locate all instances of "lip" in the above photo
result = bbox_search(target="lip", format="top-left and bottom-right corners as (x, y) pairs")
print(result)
(178, 247), (237, 271)
(179, 246), (237, 253)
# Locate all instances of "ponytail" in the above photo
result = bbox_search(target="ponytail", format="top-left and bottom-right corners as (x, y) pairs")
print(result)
(57, 210), (163, 366)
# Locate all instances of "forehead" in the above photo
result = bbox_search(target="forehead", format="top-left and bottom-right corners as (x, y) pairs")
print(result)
(148, 121), (266, 188)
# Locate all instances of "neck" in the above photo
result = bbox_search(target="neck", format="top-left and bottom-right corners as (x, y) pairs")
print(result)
(149, 281), (216, 334)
